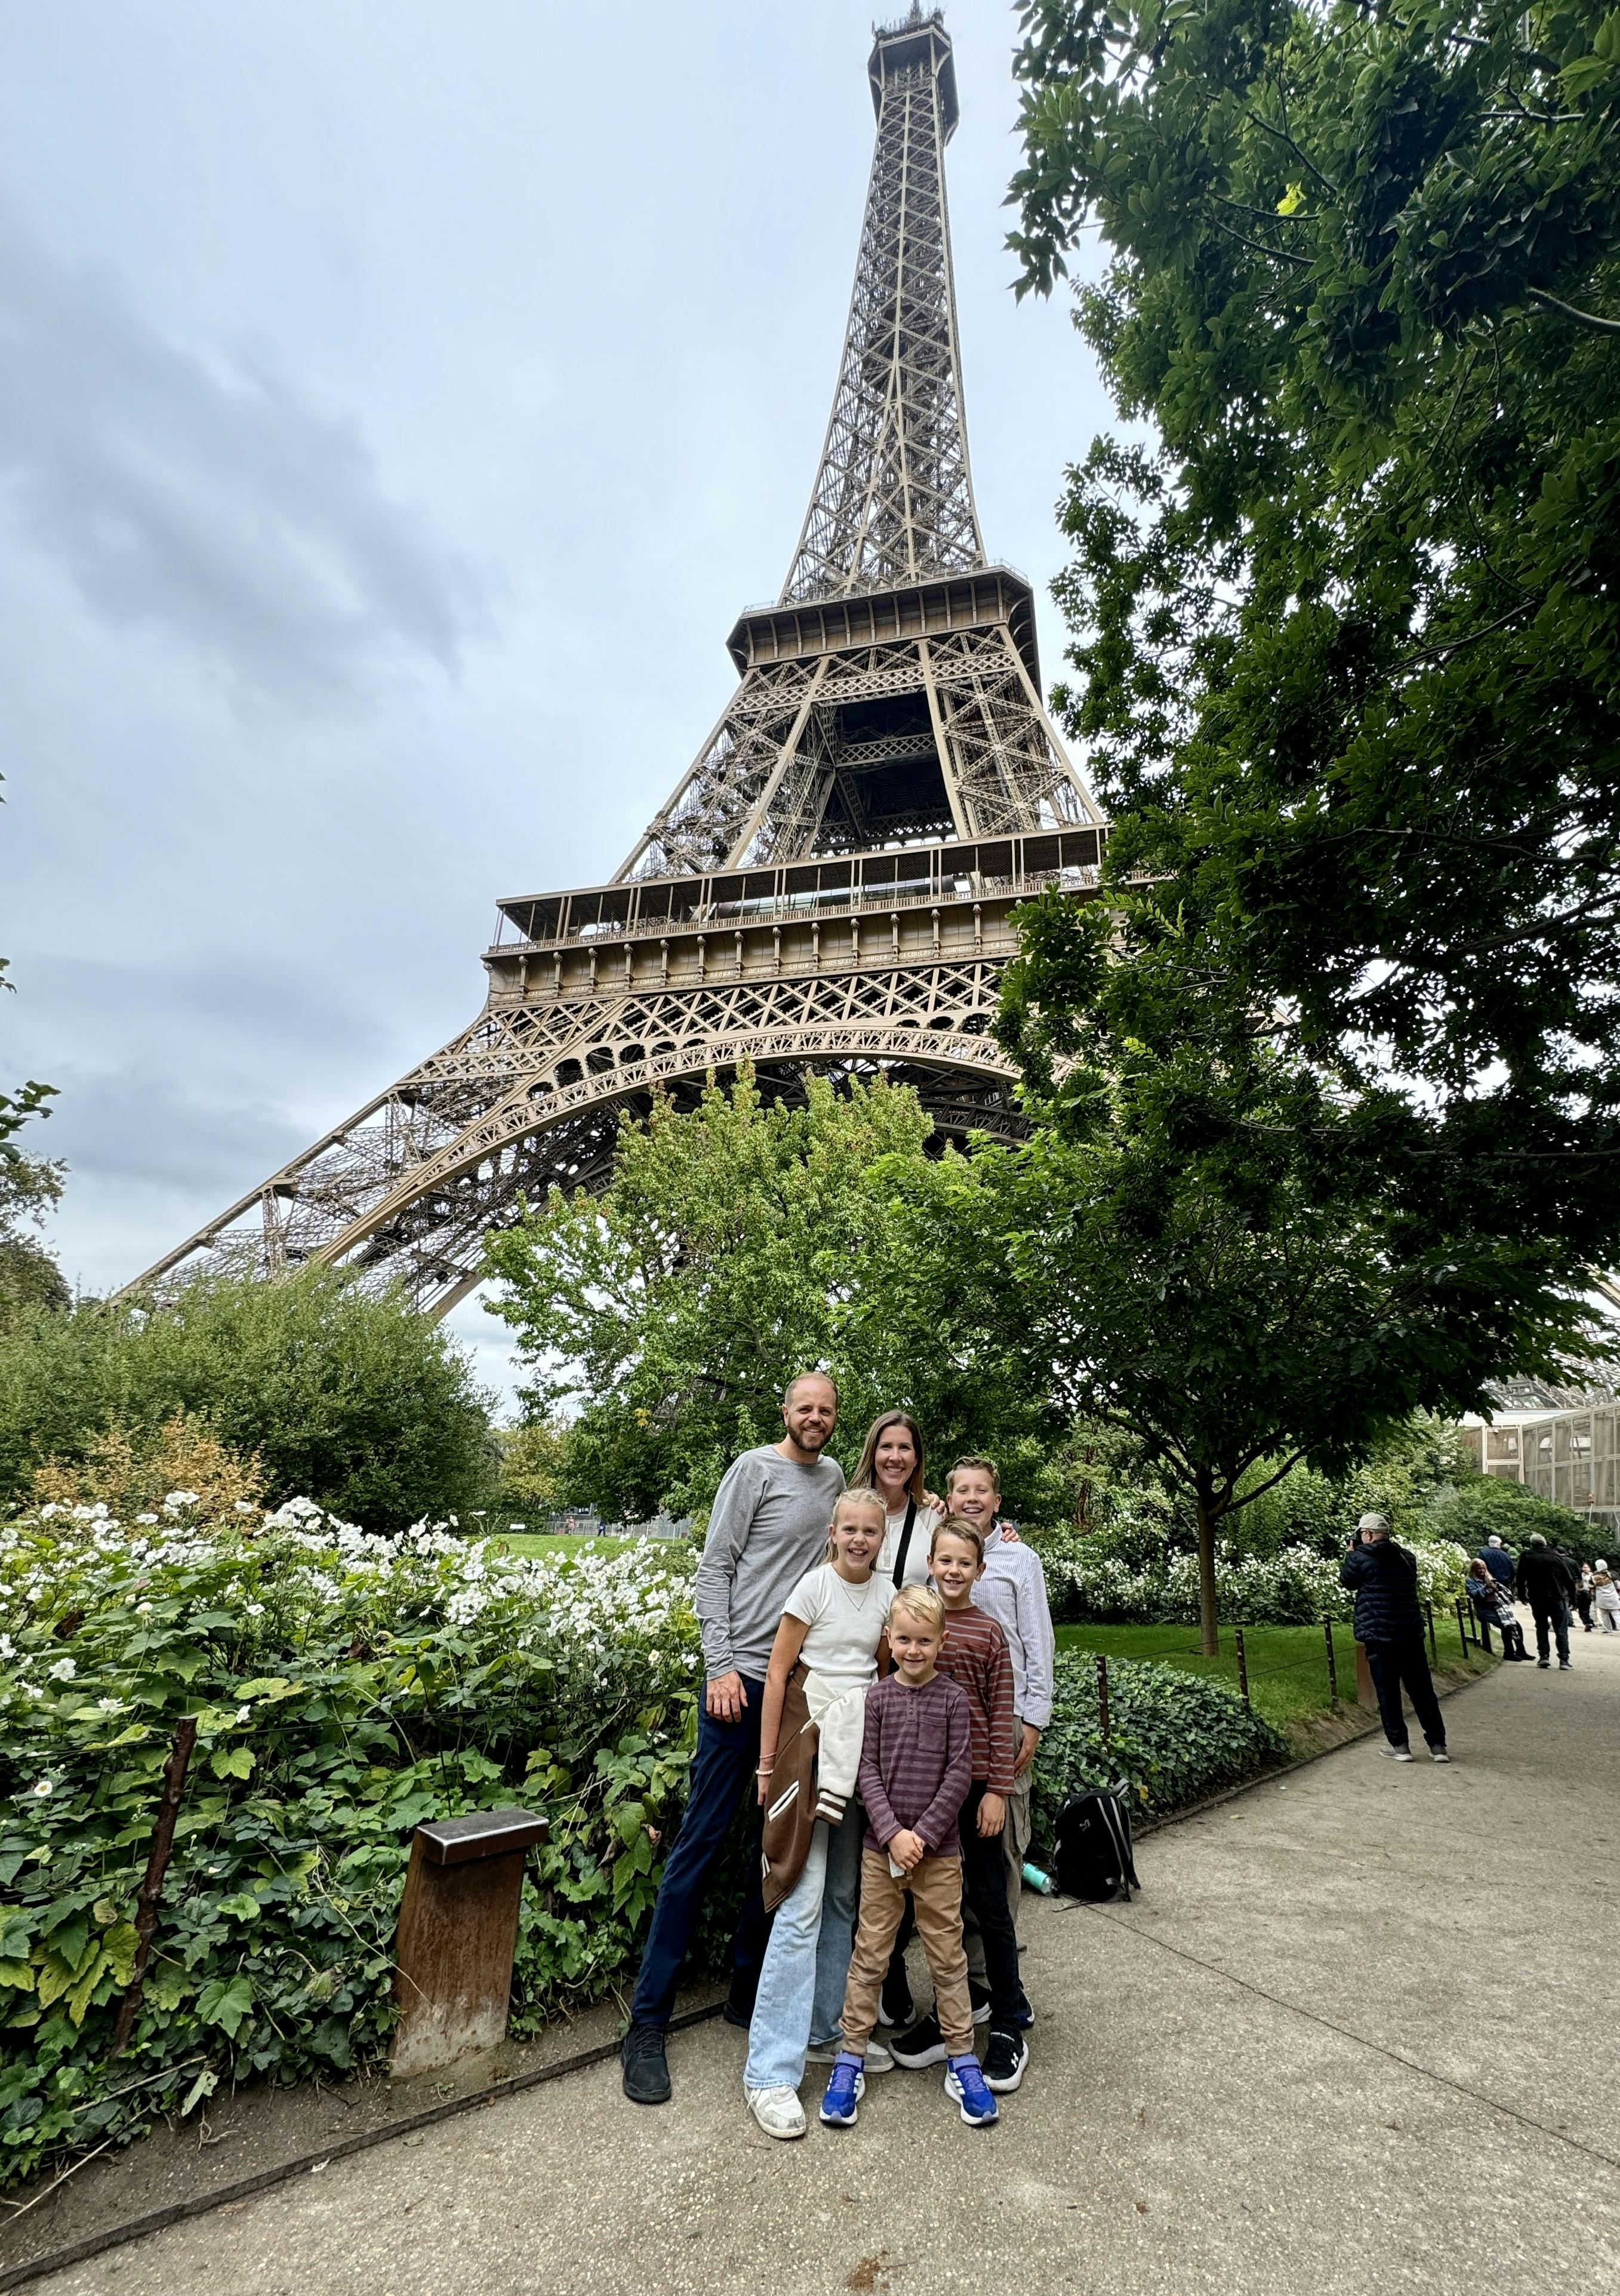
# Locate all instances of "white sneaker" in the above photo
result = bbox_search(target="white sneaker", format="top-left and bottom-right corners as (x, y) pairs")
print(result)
(806, 2038), (893, 2072)
(1380, 1744), (1416, 1762)
(1430, 1747), (1452, 1764)
(745, 2084), (806, 2141)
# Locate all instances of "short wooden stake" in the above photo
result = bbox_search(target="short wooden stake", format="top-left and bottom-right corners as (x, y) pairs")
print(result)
(1095, 1651), (1111, 1752)
(1234, 1626), (1251, 1708)
(390, 1809), (549, 2078)
(110, 1715), (198, 2058)
(1323, 1620), (1339, 1709)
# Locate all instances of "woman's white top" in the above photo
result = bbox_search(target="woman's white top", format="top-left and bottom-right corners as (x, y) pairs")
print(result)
(783, 1562), (891, 1685)
(877, 1501), (941, 1589)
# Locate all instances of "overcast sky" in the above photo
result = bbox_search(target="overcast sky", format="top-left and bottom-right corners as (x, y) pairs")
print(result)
(0, 0), (1113, 1405)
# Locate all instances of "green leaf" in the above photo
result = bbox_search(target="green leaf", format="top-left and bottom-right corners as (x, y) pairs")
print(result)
(196, 1973), (255, 2039)
(211, 1746), (255, 1781)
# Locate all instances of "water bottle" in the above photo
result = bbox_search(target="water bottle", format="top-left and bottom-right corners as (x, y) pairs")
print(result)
(1021, 1861), (1055, 1895)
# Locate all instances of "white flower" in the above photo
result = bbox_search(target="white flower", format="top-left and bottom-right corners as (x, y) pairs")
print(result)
(48, 1657), (76, 1682)
(0, 1634), (14, 1661)
(234, 1705), (251, 1723)
(32, 1778), (53, 1797)
(97, 1696), (122, 1712)
(135, 1513), (159, 1525)
(233, 1500), (258, 1515)
(245, 1602), (264, 1617)
(39, 1503), (63, 1520)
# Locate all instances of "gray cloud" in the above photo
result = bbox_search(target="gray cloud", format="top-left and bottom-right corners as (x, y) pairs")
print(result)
(0, 202), (486, 701)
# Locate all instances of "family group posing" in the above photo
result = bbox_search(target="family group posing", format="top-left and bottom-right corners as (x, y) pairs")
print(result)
(618, 1372), (1055, 2139)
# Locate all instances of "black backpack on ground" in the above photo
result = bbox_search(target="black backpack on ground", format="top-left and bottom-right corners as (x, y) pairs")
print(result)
(1053, 1784), (1140, 1903)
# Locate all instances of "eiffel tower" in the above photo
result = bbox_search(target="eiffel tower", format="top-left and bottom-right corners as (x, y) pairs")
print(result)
(130, 8), (1103, 1318)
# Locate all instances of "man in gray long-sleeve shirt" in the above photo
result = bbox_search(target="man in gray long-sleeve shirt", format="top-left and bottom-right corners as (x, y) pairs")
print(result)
(621, 1373), (843, 2106)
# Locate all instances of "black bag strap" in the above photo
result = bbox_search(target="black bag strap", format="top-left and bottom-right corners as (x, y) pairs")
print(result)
(891, 1497), (919, 1590)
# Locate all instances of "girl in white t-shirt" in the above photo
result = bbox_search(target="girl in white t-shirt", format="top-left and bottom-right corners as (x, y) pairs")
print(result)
(743, 1487), (891, 2138)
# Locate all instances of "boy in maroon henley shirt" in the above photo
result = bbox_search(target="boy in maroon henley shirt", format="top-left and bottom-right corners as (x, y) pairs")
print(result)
(821, 1586), (997, 2127)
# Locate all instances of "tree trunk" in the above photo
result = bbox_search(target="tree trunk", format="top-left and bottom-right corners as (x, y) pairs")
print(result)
(1195, 1486), (1219, 1657)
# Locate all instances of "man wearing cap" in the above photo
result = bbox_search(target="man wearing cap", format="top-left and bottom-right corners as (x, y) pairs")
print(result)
(1341, 1512), (1451, 1764)
(1513, 1531), (1580, 1670)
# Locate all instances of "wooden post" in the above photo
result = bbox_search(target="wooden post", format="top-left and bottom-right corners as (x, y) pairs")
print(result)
(109, 1715), (198, 2057)
(1234, 1626), (1251, 1708)
(1353, 1640), (1376, 1711)
(1323, 1621), (1339, 1709)
(390, 1809), (549, 2079)
(1095, 1652), (1111, 1752)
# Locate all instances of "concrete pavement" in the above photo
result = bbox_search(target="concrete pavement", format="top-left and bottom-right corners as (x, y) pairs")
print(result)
(29, 1631), (1620, 2296)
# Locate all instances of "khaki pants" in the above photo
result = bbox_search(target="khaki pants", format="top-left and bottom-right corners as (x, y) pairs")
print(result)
(964, 1753), (1031, 1989)
(840, 1851), (974, 2058)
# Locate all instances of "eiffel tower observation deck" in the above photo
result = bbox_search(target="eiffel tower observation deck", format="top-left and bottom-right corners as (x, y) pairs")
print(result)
(131, 8), (1105, 1316)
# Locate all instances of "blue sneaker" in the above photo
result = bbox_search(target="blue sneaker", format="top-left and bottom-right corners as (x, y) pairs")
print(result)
(819, 2057), (863, 2127)
(944, 2054), (998, 2127)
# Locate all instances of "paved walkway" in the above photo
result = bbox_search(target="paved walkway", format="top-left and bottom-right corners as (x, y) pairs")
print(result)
(34, 1634), (1620, 2296)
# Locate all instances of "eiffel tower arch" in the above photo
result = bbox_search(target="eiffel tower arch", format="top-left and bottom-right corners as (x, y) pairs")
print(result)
(128, 8), (1104, 1318)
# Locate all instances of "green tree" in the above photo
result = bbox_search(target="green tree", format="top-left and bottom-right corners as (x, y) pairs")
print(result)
(0, 1149), (69, 1329)
(0, 1268), (499, 1529)
(1006, 0), (1620, 1261)
(483, 1072), (1060, 1521)
(972, 889), (1591, 1650)
(494, 1416), (578, 1523)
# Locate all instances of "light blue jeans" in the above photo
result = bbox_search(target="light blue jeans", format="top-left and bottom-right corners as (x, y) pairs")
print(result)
(743, 1806), (864, 2091)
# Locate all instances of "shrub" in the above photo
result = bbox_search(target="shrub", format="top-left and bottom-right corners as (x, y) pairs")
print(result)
(1030, 1651), (1286, 1842)
(1424, 1475), (1607, 1562)
(0, 1269), (500, 1529)
(0, 1495), (701, 2189)
(1025, 1524), (1471, 1624)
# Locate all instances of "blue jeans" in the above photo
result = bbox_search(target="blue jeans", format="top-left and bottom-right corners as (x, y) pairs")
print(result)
(630, 1673), (768, 2029)
(743, 1806), (865, 2091)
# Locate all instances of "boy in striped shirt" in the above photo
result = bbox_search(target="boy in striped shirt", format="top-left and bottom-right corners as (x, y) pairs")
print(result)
(891, 1515), (1027, 2093)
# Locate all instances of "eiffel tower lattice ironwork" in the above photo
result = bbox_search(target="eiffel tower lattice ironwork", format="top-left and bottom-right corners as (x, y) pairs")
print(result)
(129, 8), (1104, 1318)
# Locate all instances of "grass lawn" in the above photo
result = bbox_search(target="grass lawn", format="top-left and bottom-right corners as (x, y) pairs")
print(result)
(1055, 1620), (1496, 1733)
(479, 1531), (643, 1560)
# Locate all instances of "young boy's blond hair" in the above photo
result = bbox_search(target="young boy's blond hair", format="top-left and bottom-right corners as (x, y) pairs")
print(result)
(946, 1454), (1001, 1494)
(889, 1583), (945, 1635)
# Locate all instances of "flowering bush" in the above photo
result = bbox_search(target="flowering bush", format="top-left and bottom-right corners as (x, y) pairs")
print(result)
(0, 1497), (701, 2190)
(1035, 1532), (1471, 1625)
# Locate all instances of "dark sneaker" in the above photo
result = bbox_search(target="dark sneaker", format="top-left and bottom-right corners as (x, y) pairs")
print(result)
(1013, 1993), (1035, 2030)
(620, 2021), (671, 2105)
(981, 2026), (1028, 2094)
(968, 1980), (991, 2028)
(721, 1975), (756, 2030)
(819, 2060), (861, 2127)
(878, 1971), (914, 2029)
(890, 2011), (947, 2069)
(944, 2055), (998, 2127)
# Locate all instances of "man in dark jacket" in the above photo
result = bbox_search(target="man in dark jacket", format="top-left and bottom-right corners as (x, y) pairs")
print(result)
(1514, 1532), (1579, 1670)
(1341, 1513), (1450, 1763)
(1478, 1535), (1516, 1592)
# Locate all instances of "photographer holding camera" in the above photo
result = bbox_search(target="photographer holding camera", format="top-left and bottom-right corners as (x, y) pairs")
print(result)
(1341, 1512), (1452, 1766)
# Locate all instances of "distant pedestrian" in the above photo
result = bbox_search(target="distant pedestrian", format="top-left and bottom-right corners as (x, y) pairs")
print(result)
(1594, 1564), (1620, 1632)
(1515, 1532), (1580, 1671)
(1478, 1534), (1516, 1594)
(1466, 1558), (1527, 1661)
(1341, 1513), (1451, 1764)
(1575, 1562), (1596, 1633)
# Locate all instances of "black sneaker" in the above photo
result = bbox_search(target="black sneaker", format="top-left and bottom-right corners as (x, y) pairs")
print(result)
(982, 2026), (1028, 2094)
(620, 2021), (671, 2105)
(890, 2010), (947, 2069)
(878, 1971), (915, 2030)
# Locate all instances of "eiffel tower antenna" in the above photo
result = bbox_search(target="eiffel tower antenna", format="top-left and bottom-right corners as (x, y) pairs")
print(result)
(126, 13), (1104, 1317)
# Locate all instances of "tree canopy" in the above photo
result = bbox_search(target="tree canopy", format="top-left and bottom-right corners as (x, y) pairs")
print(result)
(1006, 0), (1620, 1263)
(483, 1072), (1062, 1522)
